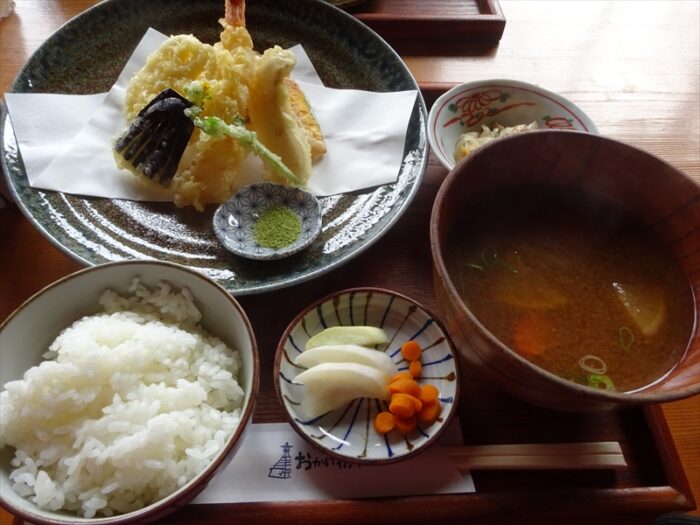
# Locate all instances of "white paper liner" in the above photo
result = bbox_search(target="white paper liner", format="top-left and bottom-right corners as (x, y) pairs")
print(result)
(5, 28), (418, 201)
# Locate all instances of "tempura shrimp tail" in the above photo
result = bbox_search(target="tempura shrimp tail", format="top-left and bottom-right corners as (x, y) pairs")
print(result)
(223, 0), (246, 28)
(218, 0), (253, 53)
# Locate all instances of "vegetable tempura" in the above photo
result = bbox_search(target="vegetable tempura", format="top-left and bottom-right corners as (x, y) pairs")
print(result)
(116, 0), (326, 211)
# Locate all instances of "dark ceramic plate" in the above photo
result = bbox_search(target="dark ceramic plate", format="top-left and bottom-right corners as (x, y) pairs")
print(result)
(323, 0), (369, 7)
(0, 0), (427, 295)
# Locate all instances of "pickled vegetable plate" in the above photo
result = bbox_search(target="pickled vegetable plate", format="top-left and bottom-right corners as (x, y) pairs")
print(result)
(274, 288), (460, 464)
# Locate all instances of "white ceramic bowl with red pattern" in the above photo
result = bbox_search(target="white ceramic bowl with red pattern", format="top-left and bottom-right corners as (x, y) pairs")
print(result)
(428, 79), (598, 170)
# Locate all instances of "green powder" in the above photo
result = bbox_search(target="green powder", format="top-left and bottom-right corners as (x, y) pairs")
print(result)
(254, 206), (302, 248)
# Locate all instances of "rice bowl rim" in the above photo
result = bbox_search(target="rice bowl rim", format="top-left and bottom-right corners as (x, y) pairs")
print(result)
(0, 259), (260, 525)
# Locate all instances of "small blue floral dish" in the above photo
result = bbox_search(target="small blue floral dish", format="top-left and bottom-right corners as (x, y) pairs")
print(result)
(274, 287), (460, 464)
(213, 182), (322, 261)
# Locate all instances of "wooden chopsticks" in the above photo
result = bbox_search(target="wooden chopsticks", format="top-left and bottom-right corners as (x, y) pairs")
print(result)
(444, 441), (627, 471)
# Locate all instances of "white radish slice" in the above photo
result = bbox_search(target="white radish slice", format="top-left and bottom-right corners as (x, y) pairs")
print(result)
(613, 282), (667, 336)
(293, 362), (390, 417)
(294, 344), (398, 377)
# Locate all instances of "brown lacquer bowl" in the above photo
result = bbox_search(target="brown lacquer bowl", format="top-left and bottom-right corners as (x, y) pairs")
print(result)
(430, 130), (700, 411)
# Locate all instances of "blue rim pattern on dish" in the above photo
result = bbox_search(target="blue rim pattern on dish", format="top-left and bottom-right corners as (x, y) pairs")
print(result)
(213, 182), (321, 260)
(0, 0), (428, 296)
(275, 288), (460, 464)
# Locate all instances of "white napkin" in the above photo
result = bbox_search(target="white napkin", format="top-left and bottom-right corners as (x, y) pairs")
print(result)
(192, 421), (474, 504)
(4, 28), (418, 201)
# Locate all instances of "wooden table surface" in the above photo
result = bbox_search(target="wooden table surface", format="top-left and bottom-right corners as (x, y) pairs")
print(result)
(0, 1), (698, 524)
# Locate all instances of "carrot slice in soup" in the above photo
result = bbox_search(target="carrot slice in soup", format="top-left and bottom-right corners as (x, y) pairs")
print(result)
(512, 313), (557, 357)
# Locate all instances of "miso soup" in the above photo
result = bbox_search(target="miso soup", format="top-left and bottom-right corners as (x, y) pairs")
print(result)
(446, 185), (694, 393)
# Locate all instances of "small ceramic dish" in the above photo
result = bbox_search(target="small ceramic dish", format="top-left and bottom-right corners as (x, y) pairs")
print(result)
(0, 260), (259, 524)
(274, 287), (460, 464)
(213, 182), (322, 261)
(427, 79), (598, 170)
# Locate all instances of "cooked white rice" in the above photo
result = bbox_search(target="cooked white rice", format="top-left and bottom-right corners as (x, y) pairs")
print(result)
(0, 279), (245, 518)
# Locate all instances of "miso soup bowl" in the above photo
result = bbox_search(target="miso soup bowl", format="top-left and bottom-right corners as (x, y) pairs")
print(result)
(430, 130), (700, 412)
(0, 261), (259, 524)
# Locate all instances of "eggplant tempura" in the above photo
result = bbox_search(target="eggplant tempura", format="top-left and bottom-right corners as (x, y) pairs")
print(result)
(115, 0), (326, 211)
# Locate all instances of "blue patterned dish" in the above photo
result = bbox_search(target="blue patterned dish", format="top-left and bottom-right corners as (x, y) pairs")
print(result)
(274, 288), (460, 464)
(213, 183), (321, 260)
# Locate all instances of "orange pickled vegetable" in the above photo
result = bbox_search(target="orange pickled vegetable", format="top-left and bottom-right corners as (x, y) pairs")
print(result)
(400, 340), (422, 362)
(389, 393), (419, 418)
(408, 394), (422, 413)
(409, 360), (422, 378)
(419, 384), (439, 405)
(374, 411), (396, 434)
(394, 414), (417, 435)
(387, 378), (421, 398)
(390, 371), (413, 383)
(418, 399), (442, 423)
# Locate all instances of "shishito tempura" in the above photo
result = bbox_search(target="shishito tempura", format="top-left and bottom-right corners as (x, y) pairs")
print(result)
(117, 0), (326, 211)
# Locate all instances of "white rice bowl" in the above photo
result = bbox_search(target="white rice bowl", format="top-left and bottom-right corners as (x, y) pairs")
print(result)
(0, 279), (245, 519)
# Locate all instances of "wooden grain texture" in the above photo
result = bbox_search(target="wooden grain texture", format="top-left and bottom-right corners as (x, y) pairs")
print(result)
(404, 0), (700, 181)
(350, 0), (506, 48)
(355, 0), (484, 17)
(0, 0), (699, 523)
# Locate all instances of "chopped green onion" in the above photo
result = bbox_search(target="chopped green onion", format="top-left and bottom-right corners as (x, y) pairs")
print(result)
(480, 248), (498, 267)
(478, 248), (518, 273)
(586, 373), (615, 391)
(578, 354), (607, 375)
(618, 326), (635, 352)
(464, 263), (484, 271)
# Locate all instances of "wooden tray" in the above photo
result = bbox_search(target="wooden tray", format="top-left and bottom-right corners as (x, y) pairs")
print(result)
(9, 171), (696, 524)
(346, 0), (506, 52)
(152, 156), (692, 524)
(9, 97), (695, 525)
(8, 163), (697, 524)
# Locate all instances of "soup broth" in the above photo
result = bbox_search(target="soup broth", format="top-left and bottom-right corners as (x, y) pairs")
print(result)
(446, 185), (695, 393)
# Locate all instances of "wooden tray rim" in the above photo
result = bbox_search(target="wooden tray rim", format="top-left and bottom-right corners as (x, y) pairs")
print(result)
(150, 405), (694, 524)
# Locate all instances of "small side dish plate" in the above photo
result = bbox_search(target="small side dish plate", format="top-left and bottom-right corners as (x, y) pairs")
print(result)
(274, 287), (460, 464)
(428, 79), (597, 170)
(213, 182), (321, 260)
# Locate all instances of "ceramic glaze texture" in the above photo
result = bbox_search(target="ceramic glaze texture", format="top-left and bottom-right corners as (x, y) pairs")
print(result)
(275, 289), (459, 464)
(427, 79), (597, 170)
(1, 0), (427, 295)
(213, 182), (321, 260)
